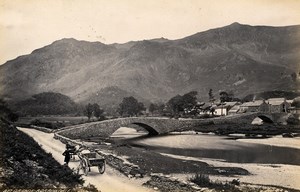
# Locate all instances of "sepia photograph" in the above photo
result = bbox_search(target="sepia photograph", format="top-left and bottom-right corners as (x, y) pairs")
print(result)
(0, 0), (300, 191)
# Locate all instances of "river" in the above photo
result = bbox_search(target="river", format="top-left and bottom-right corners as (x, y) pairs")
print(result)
(111, 127), (300, 166)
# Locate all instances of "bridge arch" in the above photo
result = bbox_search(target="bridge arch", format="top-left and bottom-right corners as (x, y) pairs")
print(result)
(131, 122), (159, 136)
(256, 115), (274, 123)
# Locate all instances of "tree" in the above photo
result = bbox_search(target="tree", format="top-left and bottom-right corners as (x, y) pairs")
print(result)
(167, 95), (184, 115)
(292, 97), (300, 107)
(84, 103), (93, 121)
(208, 89), (215, 103)
(149, 103), (157, 115)
(118, 96), (145, 117)
(220, 91), (235, 103)
(157, 103), (166, 115)
(167, 91), (198, 116)
(92, 103), (104, 120)
(220, 91), (229, 103)
(182, 91), (198, 110)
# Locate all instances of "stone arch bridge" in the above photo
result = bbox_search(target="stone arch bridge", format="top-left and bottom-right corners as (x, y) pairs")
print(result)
(56, 113), (290, 139)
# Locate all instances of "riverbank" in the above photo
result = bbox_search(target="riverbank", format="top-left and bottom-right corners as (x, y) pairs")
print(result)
(19, 126), (300, 191)
(238, 135), (300, 149)
(106, 128), (300, 191)
(107, 143), (300, 191)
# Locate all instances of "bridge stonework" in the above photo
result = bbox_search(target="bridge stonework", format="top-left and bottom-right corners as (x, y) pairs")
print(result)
(56, 113), (289, 139)
(57, 117), (212, 139)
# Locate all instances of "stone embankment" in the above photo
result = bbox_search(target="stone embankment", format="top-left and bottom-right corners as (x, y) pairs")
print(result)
(30, 125), (55, 133)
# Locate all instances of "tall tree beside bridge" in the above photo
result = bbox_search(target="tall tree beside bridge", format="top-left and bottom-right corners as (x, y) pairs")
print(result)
(84, 103), (93, 121)
(118, 96), (145, 117)
(93, 103), (104, 120)
(149, 103), (158, 115)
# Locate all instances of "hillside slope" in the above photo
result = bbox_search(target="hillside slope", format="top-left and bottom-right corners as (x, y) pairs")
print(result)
(0, 119), (84, 189)
(0, 23), (299, 104)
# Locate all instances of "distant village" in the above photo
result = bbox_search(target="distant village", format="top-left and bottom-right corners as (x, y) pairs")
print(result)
(191, 97), (299, 117)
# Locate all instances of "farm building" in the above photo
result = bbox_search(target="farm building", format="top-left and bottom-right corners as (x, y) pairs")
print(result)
(228, 105), (241, 115)
(239, 100), (268, 113)
(267, 98), (291, 113)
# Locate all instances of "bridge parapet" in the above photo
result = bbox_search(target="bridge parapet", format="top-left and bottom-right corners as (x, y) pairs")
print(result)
(56, 113), (288, 139)
(57, 117), (214, 139)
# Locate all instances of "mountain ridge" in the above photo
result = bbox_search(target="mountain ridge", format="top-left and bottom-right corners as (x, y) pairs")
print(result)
(1, 23), (299, 106)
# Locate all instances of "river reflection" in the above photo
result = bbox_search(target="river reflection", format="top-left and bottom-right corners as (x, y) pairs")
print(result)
(111, 128), (300, 165)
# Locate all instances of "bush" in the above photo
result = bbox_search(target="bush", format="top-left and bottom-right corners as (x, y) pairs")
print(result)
(189, 173), (241, 191)
(189, 173), (211, 187)
(286, 115), (300, 125)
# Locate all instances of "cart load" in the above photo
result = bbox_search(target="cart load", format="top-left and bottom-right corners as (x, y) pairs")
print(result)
(77, 152), (105, 175)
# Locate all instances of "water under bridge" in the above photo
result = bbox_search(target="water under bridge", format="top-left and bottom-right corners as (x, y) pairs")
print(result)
(56, 112), (291, 139)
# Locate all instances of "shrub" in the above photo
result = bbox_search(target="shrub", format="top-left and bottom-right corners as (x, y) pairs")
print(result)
(189, 173), (241, 191)
(189, 173), (211, 187)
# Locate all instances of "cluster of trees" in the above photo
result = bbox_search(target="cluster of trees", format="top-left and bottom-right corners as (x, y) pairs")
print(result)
(111, 89), (238, 118)
(118, 96), (145, 117)
(13, 92), (78, 116)
(166, 91), (198, 115)
(83, 96), (146, 119)
(8, 89), (242, 120)
(84, 103), (104, 121)
(219, 91), (235, 103)
(149, 103), (165, 115)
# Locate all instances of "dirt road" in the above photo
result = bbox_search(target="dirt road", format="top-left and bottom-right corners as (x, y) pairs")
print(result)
(19, 127), (154, 192)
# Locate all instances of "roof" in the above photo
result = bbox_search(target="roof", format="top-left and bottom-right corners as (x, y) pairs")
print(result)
(267, 98), (287, 105)
(240, 100), (264, 107)
(215, 102), (238, 109)
(228, 105), (240, 112)
(224, 102), (238, 107)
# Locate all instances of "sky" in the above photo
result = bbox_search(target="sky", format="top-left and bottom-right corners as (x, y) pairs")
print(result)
(0, 0), (300, 65)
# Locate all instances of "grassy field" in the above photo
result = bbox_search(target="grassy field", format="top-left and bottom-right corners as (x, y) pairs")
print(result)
(16, 116), (90, 127)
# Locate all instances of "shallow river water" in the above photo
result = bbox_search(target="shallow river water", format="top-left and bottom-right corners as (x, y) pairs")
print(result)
(111, 128), (300, 166)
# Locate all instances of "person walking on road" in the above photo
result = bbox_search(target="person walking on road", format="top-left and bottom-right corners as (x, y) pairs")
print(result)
(62, 149), (71, 165)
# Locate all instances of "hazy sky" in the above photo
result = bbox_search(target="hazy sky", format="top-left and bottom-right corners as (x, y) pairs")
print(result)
(1, 0), (300, 65)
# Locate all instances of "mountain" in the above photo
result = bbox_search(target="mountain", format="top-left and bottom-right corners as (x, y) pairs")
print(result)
(1, 23), (300, 107)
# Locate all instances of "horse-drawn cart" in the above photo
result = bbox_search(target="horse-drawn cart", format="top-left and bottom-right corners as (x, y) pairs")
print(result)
(77, 152), (106, 176)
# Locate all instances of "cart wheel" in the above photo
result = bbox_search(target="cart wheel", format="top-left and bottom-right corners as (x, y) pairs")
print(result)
(98, 161), (105, 174)
(82, 159), (89, 176)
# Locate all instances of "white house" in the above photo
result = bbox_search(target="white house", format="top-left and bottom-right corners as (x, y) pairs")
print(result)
(214, 102), (239, 116)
